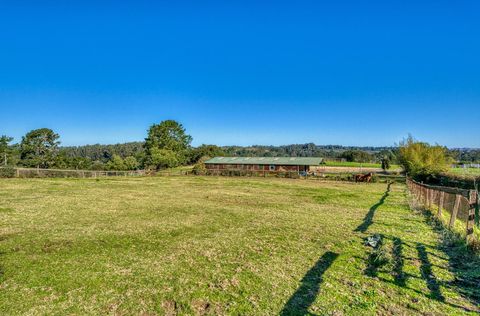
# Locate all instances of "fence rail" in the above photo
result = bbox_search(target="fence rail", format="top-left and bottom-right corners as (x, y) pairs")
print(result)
(406, 178), (478, 243)
(4, 167), (146, 178)
(202, 169), (405, 182)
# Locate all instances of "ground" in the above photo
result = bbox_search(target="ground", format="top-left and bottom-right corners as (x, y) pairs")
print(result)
(0, 176), (479, 315)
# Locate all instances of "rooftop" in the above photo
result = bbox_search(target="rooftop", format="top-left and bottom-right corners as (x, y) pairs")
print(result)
(204, 157), (323, 166)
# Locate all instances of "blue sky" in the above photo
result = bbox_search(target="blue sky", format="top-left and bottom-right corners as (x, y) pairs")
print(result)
(1, 1), (479, 147)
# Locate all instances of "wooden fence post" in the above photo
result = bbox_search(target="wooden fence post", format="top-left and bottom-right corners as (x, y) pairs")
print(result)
(429, 188), (433, 208)
(449, 194), (461, 229)
(438, 191), (445, 218)
(431, 189), (435, 209)
(466, 190), (478, 242)
(423, 186), (427, 205)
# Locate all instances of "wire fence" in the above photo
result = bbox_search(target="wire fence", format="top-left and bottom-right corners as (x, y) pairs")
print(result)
(9, 167), (146, 178)
(407, 178), (478, 243)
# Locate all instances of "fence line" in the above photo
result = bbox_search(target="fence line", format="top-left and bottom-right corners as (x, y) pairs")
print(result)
(7, 167), (146, 178)
(201, 169), (405, 182)
(406, 178), (478, 243)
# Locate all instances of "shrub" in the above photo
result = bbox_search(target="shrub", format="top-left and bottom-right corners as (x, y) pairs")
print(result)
(192, 156), (209, 175)
(399, 136), (452, 181)
(0, 166), (16, 178)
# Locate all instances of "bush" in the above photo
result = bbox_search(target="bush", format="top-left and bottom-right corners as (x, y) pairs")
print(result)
(0, 166), (16, 178)
(192, 156), (209, 175)
(399, 136), (452, 181)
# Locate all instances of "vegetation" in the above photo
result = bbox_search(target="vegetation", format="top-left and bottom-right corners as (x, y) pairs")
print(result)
(192, 156), (209, 175)
(399, 136), (453, 180)
(0, 135), (14, 166)
(323, 161), (401, 170)
(0, 125), (477, 174)
(0, 177), (478, 314)
(381, 157), (391, 171)
(189, 144), (225, 164)
(144, 120), (192, 170)
(20, 128), (60, 168)
(0, 165), (15, 178)
(340, 149), (374, 163)
(449, 167), (480, 177)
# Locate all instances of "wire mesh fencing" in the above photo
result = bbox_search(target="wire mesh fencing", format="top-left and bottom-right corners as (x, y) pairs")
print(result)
(10, 167), (146, 178)
(407, 178), (478, 243)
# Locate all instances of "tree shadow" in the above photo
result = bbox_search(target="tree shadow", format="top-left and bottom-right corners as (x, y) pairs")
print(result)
(355, 183), (391, 233)
(280, 251), (339, 316)
(416, 243), (445, 301)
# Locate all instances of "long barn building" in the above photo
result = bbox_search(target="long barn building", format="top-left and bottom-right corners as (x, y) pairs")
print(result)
(204, 157), (323, 173)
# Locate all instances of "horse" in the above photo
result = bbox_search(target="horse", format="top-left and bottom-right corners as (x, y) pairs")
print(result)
(355, 172), (373, 183)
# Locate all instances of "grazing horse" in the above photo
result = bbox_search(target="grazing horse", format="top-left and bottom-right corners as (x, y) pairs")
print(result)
(355, 172), (373, 183)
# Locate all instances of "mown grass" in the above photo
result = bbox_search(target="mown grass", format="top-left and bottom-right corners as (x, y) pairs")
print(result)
(0, 176), (479, 315)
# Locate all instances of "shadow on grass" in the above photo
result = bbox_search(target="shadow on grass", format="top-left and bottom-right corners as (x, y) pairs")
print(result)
(361, 236), (476, 312)
(392, 237), (406, 287)
(419, 208), (480, 308)
(416, 243), (445, 301)
(280, 251), (339, 316)
(355, 183), (391, 233)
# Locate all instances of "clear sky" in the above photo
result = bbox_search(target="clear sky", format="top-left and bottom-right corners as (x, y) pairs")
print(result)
(0, 1), (479, 148)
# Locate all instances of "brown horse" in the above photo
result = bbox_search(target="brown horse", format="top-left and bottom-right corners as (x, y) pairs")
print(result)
(355, 172), (373, 183)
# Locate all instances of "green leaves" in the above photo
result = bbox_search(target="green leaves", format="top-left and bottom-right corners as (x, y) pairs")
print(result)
(144, 120), (192, 170)
(20, 128), (60, 168)
(399, 136), (452, 179)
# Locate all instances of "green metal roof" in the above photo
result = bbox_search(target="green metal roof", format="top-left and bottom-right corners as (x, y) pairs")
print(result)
(204, 157), (323, 166)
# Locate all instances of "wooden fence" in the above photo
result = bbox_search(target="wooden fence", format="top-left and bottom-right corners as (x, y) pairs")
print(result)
(407, 178), (478, 242)
(10, 167), (146, 178)
(202, 169), (405, 182)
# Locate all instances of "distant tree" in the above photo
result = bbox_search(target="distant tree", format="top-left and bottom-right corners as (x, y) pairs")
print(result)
(20, 128), (60, 168)
(144, 120), (192, 169)
(106, 154), (126, 171)
(381, 157), (391, 171)
(124, 156), (139, 170)
(71, 157), (93, 170)
(340, 150), (373, 163)
(0, 135), (13, 166)
(91, 160), (106, 171)
(398, 136), (452, 180)
(54, 152), (69, 169)
(145, 148), (179, 170)
(189, 144), (225, 164)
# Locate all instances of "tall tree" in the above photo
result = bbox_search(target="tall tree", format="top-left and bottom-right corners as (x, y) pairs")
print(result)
(20, 128), (60, 168)
(0, 135), (13, 166)
(144, 120), (192, 169)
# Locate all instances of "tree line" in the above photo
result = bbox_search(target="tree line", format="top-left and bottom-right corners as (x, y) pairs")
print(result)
(0, 121), (224, 171)
(1, 121), (479, 172)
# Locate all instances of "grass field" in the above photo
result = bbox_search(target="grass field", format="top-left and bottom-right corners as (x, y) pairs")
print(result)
(449, 168), (480, 177)
(1, 177), (479, 315)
